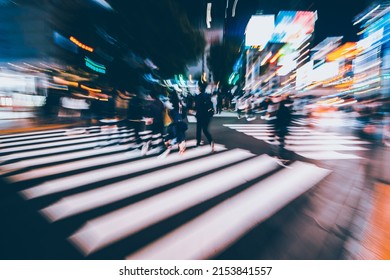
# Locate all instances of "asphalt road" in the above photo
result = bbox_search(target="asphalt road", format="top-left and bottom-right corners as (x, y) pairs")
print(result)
(0, 113), (386, 260)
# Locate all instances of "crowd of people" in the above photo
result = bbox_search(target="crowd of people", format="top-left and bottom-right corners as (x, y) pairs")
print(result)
(115, 81), (215, 157)
(90, 81), (297, 162)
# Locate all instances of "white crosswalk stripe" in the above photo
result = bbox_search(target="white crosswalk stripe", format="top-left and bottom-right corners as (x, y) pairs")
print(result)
(0, 126), (108, 142)
(0, 126), (332, 259)
(0, 132), (127, 154)
(127, 161), (331, 260)
(40, 149), (252, 222)
(18, 142), (222, 199)
(293, 117), (358, 128)
(68, 154), (280, 255)
(224, 123), (371, 160)
(0, 128), (104, 147)
(0, 128), (149, 164)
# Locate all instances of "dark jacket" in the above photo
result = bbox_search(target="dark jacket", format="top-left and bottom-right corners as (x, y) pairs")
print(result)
(275, 101), (292, 129)
(127, 96), (143, 120)
(195, 92), (213, 119)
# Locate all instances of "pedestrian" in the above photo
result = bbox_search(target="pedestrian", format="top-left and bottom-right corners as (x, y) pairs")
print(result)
(126, 91), (144, 148)
(143, 84), (166, 155)
(260, 97), (271, 119)
(211, 92), (218, 114)
(273, 94), (293, 161)
(195, 82), (214, 151)
(216, 90), (223, 114)
(161, 91), (188, 156)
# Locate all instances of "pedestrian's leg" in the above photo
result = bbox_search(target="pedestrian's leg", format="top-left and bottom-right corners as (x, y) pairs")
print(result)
(202, 118), (214, 152)
(196, 119), (202, 146)
(202, 118), (212, 143)
(279, 127), (289, 159)
(134, 122), (142, 145)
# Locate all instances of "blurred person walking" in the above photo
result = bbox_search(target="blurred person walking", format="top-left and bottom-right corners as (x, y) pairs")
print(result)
(195, 82), (214, 151)
(126, 91), (144, 148)
(211, 92), (218, 114)
(143, 85), (166, 155)
(161, 91), (188, 157)
(273, 95), (293, 162)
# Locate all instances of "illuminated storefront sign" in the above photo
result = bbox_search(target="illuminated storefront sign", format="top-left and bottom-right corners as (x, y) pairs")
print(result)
(70, 36), (94, 52)
(245, 15), (275, 48)
(85, 57), (106, 74)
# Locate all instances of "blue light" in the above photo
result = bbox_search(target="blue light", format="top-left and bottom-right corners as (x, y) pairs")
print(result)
(85, 57), (106, 74)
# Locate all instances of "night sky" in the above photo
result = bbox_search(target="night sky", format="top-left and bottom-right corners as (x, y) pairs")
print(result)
(311, 0), (370, 44)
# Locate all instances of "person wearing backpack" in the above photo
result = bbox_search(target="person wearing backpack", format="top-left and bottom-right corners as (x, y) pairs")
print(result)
(195, 82), (214, 152)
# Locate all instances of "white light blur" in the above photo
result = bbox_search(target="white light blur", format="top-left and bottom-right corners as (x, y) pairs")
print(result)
(353, 5), (380, 25)
(245, 15), (275, 47)
(357, 28), (384, 51)
(311, 62), (339, 82)
(232, 0), (238, 17)
(206, 3), (212, 29)
(296, 61), (313, 90)
(260, 52), (273, 66)
(224, 0), (229, 18)
(91, 0), (113, 11)
(277, 52), (298, 76)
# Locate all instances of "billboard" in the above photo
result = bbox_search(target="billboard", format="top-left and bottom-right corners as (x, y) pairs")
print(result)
(271, 11), (317, 43)
(245, 15), (275, 48)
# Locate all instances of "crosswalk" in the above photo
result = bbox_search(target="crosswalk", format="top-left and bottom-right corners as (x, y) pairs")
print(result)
(224, 123), (371, 160)
(0, 125), (331, 259)
(292, 117), (358, 128)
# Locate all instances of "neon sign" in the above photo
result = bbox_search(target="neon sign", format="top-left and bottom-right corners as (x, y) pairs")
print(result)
(85, 57), (106, 74)
(70, 36), (94, 52)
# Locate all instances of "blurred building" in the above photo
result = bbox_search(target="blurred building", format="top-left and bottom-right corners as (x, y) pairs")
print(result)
(352, 1), (390, 99)
(0, 2), (50, 112)
(243, 10), (317, 95)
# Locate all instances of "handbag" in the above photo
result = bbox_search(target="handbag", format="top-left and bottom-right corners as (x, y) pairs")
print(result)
(163, 108), (173, 127)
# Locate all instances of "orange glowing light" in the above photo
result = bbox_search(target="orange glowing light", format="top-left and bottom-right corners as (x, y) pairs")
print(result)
(81, 85), (102, 93)
(270, 50), (282, 64)
(53, 76), (79, 87)
(70, 36), (94, 52)
(326, 42), (359, 61)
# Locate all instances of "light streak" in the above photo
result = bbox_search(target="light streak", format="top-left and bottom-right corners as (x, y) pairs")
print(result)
(353, 5), (380, 25)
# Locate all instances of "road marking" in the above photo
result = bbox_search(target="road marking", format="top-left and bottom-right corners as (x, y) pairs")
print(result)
(0, 128), (74, 140)
(225, 123), (370, 160)
(285, 139), (370, 145)
(0, 130), (98, 144)
(296, 151), (363, 160)
(127, 162), (331, 260)
(0, 126), (106, 141)
(40, 149), (253, 221)
(0, 129), (133, 148)
(68, 155), (279, 255)
(285, 144), (368, 152)
(0, 133), (128, 155)
(19, 143), (223, 199)
(223, 124), (272, 127)
(0, 145), (130, 176)
(0, 143), (101, 164)
(286, 135), (359, 140)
